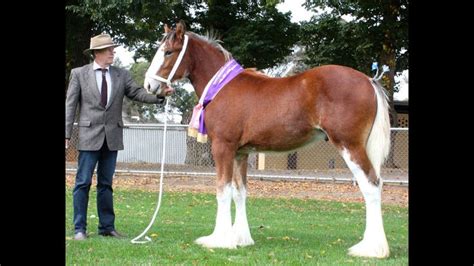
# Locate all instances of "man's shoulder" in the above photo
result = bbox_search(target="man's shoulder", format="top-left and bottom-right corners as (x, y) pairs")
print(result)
(110, 66), (133, 81)
(110, 65), (129, 75)
(71, 63), (92, 73)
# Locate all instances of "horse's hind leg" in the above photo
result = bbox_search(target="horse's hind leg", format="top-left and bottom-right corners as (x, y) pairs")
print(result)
(340, 145), (389, 258)
(195, 140), (236, 249)
(231, 153), (254, 246)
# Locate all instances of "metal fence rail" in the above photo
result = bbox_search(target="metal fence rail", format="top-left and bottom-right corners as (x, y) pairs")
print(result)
(66, 124), (408, 185)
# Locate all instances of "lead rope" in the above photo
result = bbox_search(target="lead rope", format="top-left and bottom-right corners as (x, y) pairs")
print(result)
(131, 97), (170, 244)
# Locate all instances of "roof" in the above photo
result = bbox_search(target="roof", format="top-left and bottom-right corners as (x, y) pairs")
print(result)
(394, 101), (408, 114)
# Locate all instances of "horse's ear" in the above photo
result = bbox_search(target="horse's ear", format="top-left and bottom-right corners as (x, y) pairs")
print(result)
(164, 24), (171, 34)
(176, 20), (186, 39)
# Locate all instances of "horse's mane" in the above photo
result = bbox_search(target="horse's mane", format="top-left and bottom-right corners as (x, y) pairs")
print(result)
(161, 28), (233, 62)
(188, 32), (271, 78)
(188, 31), (232, 62)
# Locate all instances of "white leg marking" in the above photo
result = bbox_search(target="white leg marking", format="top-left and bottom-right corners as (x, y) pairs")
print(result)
(342, 149), (390, 258)
(232, 183), (254, 247)
(195, 184), (236, 249)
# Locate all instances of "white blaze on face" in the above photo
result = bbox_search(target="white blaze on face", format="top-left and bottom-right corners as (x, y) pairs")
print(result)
(144, 42), (166, 95)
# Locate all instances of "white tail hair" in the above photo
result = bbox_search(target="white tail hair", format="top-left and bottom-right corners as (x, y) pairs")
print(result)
(366, 79), (391, 179)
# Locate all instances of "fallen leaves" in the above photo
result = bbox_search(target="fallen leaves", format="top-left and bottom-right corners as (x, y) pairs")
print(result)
(65, 174), (408, 207)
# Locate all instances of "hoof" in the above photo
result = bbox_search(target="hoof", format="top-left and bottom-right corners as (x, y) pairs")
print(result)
(235, 235), (254, 247)
(348, 239), (390, 258)
(195, 234), (237, 249)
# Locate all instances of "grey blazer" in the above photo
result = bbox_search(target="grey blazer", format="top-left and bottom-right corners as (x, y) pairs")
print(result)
(65, 63), (164, 151)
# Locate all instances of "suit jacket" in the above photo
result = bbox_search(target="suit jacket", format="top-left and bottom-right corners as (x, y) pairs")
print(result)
(65, 63), (164, 151)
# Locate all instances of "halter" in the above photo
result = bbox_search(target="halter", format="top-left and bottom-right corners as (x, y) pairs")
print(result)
(146, 34), (189, 87)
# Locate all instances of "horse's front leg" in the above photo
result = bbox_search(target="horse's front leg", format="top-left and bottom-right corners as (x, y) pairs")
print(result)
(195, 140), (237, 249)
(232, 153), (254, 247)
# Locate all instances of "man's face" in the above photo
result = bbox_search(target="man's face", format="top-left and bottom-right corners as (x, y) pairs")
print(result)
(95, 47), (115, 65)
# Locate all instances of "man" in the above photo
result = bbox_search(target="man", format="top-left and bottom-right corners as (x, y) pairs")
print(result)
(65, 34), (172, 240)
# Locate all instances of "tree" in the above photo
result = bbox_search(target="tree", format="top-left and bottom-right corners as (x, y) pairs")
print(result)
(193, 0), (300, 69)
(65, 0), (94, 96)
(65, 0), (186, 94)
(65, 0), (195, 123)
(65, 0), (298, 97)
(122, 61), (158, 123)
(65, 0), (300, 168)
(301, 0), (408, 127)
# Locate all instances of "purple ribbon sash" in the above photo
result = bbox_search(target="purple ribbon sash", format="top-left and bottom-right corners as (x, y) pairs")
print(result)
(188, 59), (244, 143)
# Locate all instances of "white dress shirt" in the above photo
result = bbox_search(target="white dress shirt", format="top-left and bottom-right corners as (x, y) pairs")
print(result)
(93, 61), (112, 105)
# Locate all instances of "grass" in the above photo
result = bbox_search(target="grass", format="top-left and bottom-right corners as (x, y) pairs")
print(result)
(66, 188), (408, 265)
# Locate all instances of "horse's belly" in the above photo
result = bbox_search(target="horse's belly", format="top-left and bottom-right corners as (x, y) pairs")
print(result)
(239, 127), (328, 154)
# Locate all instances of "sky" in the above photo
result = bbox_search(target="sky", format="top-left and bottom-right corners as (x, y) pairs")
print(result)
(115, 0), (408, 101)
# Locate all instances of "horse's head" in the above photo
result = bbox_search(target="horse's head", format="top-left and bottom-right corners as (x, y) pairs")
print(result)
(144, 21), (189, 95)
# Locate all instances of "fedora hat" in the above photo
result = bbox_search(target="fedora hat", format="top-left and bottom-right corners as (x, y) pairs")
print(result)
(83, 34), (119, 55)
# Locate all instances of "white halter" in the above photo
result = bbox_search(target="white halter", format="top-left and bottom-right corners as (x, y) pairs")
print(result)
(146, 34), (189, 87)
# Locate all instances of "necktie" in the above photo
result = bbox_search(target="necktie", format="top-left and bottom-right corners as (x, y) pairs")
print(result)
(100, 68), (108, 107)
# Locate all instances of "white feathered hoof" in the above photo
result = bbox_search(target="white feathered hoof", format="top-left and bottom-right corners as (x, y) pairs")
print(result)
(195, 234), (237, 249)
(232, 224), (254, 247)
(234, 233), (254, 247)
(348, 238), (390, 258)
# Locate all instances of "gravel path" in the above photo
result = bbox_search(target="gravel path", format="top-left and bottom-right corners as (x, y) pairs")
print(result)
(66, 173), (408, 207)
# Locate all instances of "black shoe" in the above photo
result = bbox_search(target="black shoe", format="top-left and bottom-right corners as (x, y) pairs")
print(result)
(99, 230), (124, 238)
(74, 232), (87, 240)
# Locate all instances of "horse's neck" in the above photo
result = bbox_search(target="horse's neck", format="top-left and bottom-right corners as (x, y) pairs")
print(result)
(188, 40), (226, 99)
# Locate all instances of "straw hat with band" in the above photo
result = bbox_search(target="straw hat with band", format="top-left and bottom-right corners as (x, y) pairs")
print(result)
(83, 34), (119, 55)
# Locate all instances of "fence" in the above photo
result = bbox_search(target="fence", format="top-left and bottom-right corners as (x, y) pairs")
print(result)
(66, 124), (408, 185)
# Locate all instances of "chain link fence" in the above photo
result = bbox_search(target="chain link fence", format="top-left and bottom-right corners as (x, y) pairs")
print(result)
(66, 124), (408, 185)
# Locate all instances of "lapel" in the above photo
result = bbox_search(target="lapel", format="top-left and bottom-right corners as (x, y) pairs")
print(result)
(107, 66), (121, 109)
(85, 63), (102, 105)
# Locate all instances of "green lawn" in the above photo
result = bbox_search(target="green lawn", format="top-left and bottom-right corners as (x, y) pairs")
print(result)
(66, 188), (408, 265)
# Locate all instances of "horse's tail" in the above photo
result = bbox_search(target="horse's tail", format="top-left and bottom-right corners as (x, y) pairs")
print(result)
(366, 79), (391, 179)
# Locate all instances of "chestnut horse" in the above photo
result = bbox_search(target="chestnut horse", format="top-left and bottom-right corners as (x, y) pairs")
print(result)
(144, 22), (391, 258)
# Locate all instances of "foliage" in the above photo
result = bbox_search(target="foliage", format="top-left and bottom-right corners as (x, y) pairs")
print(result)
(301, 0), (408, 127)
(66, 0), (299, 120)
(65, 0), (94, 87)
(126, 61), (159, 123)
(65, 0), (187, 84)
(65, 0), (297, 70)
(168, 82), (198, 124)
(301, 0), (408, 85)
(301, 14), (374, 72)
(193, 0), (300, 69)
(126, 61), (197, 124)
(265, 45), (310, 77)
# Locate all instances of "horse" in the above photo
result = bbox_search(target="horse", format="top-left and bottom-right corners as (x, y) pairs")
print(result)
(144, 21), (391, 258)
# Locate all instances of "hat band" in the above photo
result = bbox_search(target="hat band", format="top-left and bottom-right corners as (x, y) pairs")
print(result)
(90, 42), (117, 50)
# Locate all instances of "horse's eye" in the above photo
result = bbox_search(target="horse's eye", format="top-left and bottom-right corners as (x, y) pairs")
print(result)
(164, 51), (173, 57)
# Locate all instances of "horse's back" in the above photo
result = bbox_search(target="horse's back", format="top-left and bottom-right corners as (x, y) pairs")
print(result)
(301, 65), (373, 92)
(205, 64), (377, 149)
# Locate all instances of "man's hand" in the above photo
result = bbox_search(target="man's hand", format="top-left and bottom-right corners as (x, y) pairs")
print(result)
(65, 139), (69, 149)
(163, 86), (174, 96)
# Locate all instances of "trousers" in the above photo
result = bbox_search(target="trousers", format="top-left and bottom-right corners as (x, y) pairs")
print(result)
(73, 139), (118, 234)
